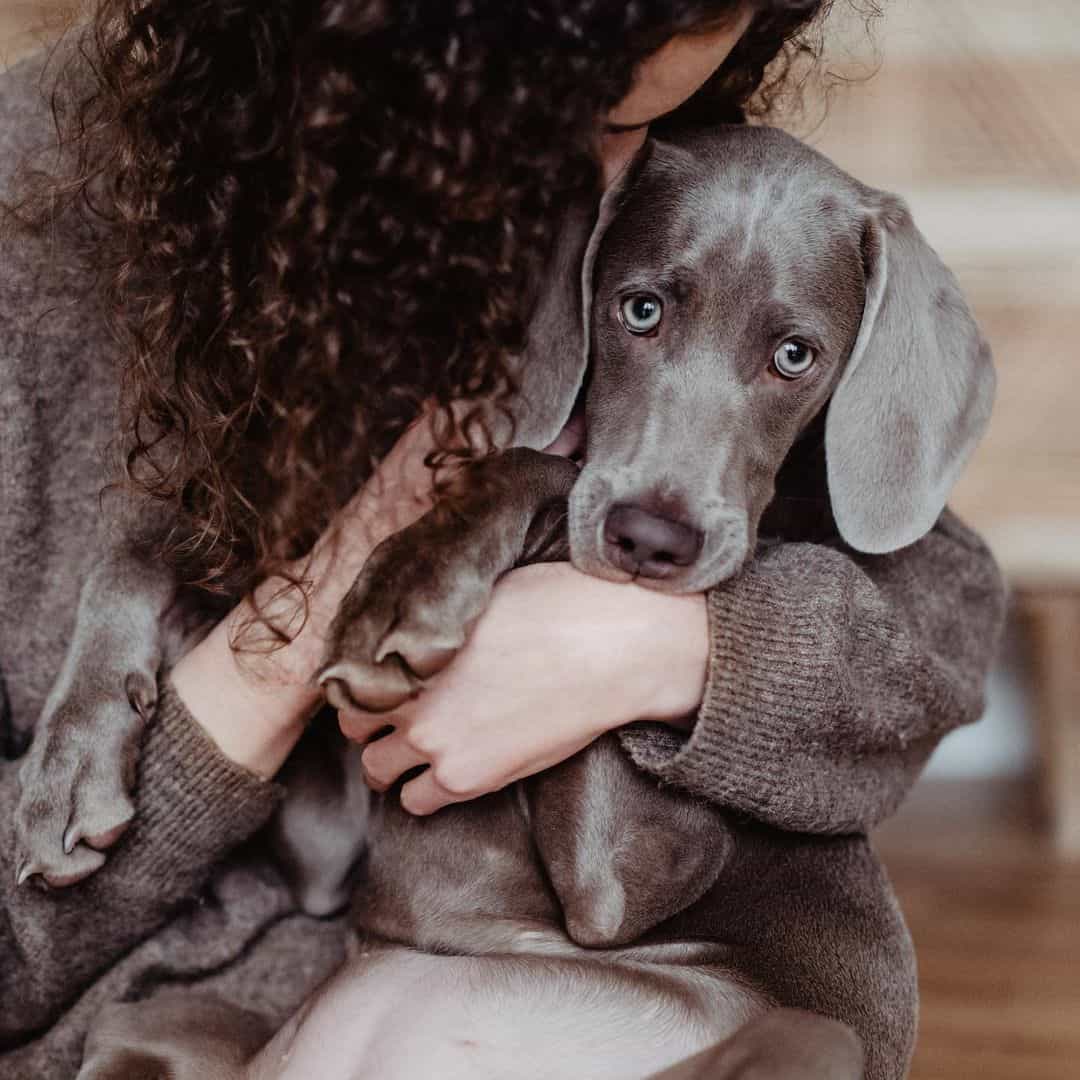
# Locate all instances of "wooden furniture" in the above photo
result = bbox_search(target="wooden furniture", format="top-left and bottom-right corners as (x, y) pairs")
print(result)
(1015, 590), (1080, 853)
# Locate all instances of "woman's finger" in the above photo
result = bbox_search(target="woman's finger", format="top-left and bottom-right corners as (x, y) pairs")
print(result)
(399, 768), (459, 817)
(360, 732), (427, 791)
(337, 707), (396, 745)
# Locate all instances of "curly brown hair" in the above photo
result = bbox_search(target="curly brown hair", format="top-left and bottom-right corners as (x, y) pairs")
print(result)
(19, 0), (870, 605)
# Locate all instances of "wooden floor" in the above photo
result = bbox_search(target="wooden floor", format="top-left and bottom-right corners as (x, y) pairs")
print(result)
(876, 779), (1080, 1079)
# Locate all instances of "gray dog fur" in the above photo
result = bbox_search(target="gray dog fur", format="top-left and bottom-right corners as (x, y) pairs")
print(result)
(15, 125), (993, 1079)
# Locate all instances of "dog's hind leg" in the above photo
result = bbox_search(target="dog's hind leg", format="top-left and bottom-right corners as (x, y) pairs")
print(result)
(650, 1009), (864, 1080)
(77, 992), (271, 1080)
(13, 542), (182, 888)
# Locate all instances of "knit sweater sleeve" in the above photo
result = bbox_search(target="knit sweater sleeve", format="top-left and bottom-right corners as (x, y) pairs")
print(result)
(0, 677), (283, 1048)
(618, 509), (1006, 834)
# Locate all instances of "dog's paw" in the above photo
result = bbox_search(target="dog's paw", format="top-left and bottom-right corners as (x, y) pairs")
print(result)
(319, 525), (498, 714)
(14, 673), (154, 888)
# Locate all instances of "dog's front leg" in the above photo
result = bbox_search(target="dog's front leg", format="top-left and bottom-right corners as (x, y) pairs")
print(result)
(319, 448), (579, 714)
(528, 735), (736, 949)
(14, 545), (182, 887)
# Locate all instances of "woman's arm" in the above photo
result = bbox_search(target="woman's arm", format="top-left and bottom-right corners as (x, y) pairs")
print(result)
(348, 510), (1004, 833)
(619, 509), (1007, 834)
(341, 561), (710, 816)
(0, 417), (438, 1044)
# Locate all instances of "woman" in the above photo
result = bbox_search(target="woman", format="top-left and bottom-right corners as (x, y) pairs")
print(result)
(0, 1), (1003, 1075)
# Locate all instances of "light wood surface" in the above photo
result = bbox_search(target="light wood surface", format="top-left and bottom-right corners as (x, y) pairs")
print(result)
(878, 779), (1080, 1080)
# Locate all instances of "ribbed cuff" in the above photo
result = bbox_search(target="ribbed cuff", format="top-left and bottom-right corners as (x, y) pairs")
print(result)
(618, 517), (1001, 835)
(618, 558), (846, 831)
(120, 675), (286, 882)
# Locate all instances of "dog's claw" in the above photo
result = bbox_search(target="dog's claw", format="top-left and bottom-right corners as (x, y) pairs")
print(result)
(374, 628), (462, 679)
(319, 661), (418, 715)
(62, 817), (132, 855)
(15, 685), (147, 890)
(319, 673), (359, 712)
(15, 846), (107, 890)
(41, 847), (107, 888)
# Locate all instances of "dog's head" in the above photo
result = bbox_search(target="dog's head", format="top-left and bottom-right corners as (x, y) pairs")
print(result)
(513, 125), (994, 592)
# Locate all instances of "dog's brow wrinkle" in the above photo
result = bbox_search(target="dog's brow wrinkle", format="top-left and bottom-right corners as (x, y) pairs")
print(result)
(677, 214), (748, 273)
(738, 184), (774, 263)
(739, 248), (777, 296)
(755, 299), (798, 330)
(655, 266), (696, 300)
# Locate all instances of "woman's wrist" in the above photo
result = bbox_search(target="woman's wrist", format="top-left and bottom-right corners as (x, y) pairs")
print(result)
(509, 563), (709, 735)
(169, 536), (394, 779)
(170, 412), (443, 778)
(625, 586), (710, 731)
(169, 604), (321, 779)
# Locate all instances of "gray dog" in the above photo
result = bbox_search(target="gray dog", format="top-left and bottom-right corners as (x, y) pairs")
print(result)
(17, 126), (993, 1080)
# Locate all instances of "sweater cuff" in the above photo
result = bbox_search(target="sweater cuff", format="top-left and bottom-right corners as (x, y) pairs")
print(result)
(121, 675), (286, 880)
(618, 565), (835, 825)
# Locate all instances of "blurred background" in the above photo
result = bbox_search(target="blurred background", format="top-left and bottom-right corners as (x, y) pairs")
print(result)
(790, 4), (1080, 1077)
(3, 1), (1078, 1077)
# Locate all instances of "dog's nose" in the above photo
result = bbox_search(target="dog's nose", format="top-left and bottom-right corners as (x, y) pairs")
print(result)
(603, 504), (703, 578)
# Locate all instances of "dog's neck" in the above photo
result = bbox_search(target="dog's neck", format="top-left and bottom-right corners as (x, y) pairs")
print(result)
(758, 410), (838, 547)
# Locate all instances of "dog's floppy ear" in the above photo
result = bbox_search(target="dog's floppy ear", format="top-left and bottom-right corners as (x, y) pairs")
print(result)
(825, 193), (995, 553)
(504, 146), (651, 449)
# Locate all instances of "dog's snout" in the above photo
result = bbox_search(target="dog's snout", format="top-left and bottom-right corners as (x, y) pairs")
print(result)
(603, 504), (703, 578)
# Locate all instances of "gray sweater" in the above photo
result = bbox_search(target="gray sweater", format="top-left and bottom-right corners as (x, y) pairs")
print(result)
(0, 52), (1006, 1078)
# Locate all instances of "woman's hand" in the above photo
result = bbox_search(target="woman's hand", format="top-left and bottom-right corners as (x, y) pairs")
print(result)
(339, 561), (709, 815)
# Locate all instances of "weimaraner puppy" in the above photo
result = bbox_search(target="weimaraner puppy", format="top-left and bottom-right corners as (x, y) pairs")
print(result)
(16, 125), (993, 1079)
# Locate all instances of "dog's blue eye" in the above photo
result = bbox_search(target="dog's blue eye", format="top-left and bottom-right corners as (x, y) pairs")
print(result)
(620, 293), (663, 334)
(772, 340), (815, 379)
